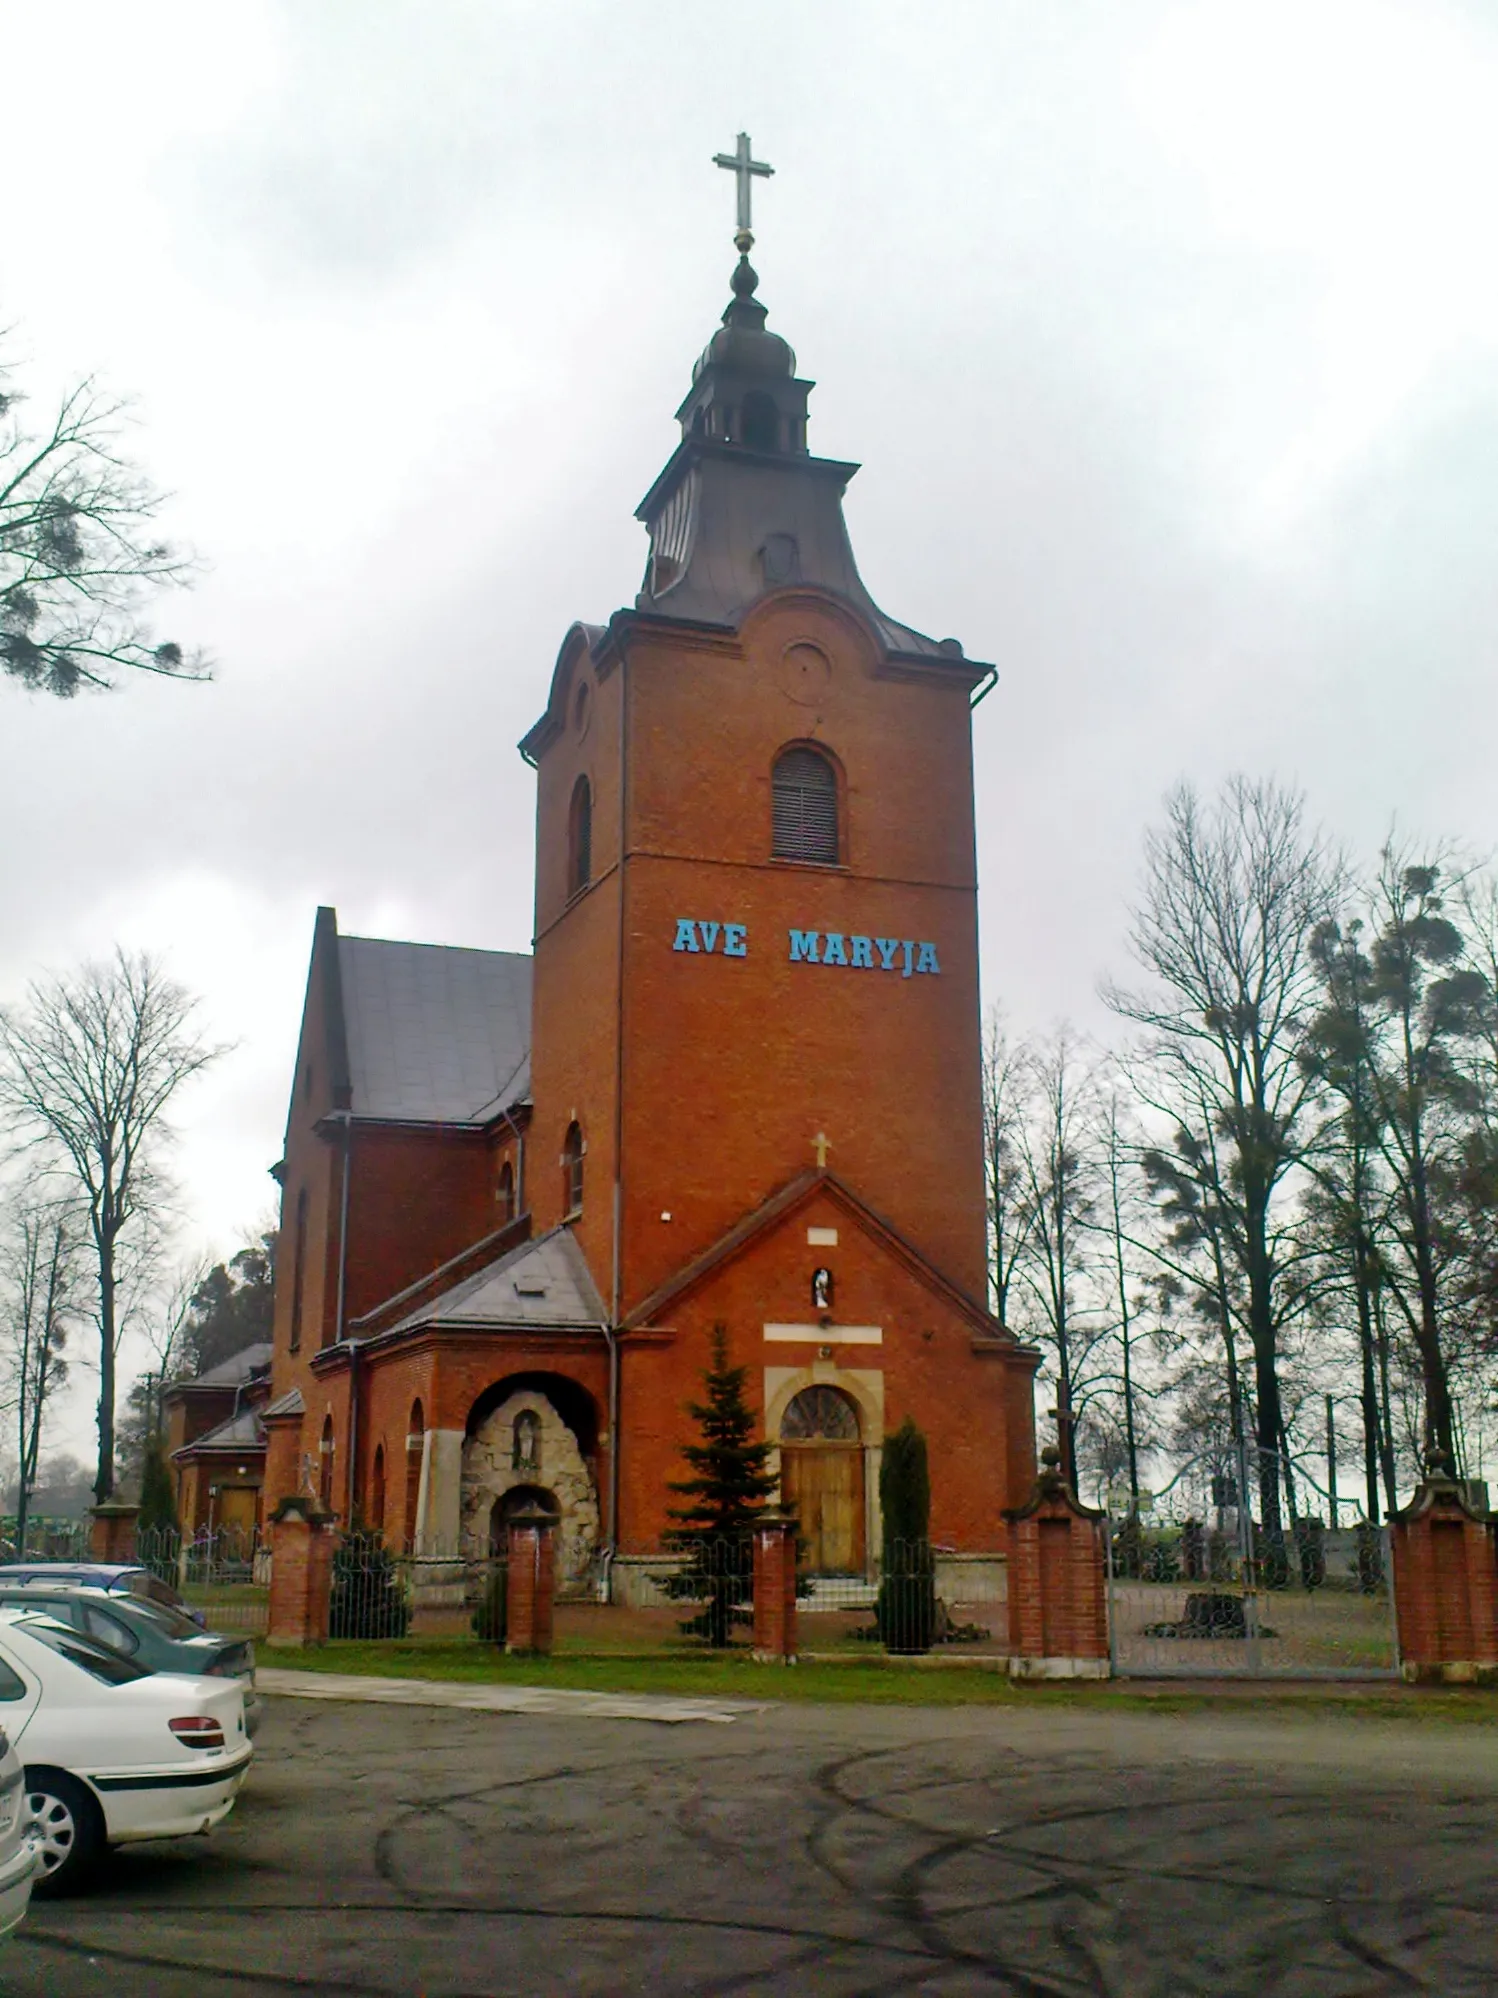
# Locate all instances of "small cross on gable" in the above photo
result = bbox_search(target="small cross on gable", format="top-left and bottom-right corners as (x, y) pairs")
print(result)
(812, 1131), (831, 1170)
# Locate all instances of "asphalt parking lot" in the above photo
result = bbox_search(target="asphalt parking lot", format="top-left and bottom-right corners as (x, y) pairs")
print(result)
(0, 1690), (1494, 1995)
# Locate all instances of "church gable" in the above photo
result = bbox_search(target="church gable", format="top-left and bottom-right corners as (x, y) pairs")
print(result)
(625, 1169), (1006, 1345)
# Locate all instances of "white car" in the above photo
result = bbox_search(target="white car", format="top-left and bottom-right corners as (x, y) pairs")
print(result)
(0, 1722), (38, 1938)
(0, 1608), (253, 1895)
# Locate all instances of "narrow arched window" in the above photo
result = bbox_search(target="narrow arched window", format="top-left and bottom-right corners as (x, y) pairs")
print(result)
(772, 747), (839, 864)
(370, 1445), (386, 1531)
(497, 1160), (515, 1223)
(568, 776), (592, 895)
(319, 1415), (335, 1508)
(562, 1121), (584, 1218)
(289, 1188), (308, 1353)
(404, 1401), (424, 1550)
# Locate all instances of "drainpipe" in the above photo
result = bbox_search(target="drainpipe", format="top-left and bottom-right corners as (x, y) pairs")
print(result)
(602, 625), (631, 1600)
(597, 1316), (619, 1604)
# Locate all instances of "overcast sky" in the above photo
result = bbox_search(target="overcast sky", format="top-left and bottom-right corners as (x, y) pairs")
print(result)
(5, 1), (1498, 1459)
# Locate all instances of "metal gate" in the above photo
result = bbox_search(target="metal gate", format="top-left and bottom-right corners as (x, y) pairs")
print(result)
(1105, 1446), (1400, 1679)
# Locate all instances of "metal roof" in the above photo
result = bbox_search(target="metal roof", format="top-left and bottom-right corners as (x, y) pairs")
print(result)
(178, 1343), (273, 1391)
(338, 936), (532, 1126)
(388, 1226), (606, 1335)
(174, 1406), (265, 1457)
(634, 446), (957, 661)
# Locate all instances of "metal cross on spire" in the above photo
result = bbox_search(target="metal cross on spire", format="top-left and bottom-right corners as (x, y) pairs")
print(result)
(713, 131), (773, 240)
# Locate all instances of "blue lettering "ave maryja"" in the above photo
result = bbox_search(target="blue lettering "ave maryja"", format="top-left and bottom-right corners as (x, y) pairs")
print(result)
(672, 919), (940, 976)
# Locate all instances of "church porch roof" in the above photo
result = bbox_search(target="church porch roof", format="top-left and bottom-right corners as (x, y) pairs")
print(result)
(171, 1405), (267, 1461)
(381, 1226), (607, 1340)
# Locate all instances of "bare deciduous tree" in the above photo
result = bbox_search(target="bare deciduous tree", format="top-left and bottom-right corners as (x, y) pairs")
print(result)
(0, 1198), (78, 1554)
(1, 353), (205, 696)
(1011, 1027), (1108, 1489)
(980, 1008), (1033, 1330)
(1106, 777), (1340, 1529)
(0, 952), (222, 1498)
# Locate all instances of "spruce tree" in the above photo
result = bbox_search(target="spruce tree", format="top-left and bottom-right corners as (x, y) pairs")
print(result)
(328, 1520), (411, 1639)
(666, 1325), (776, 1645)
(876, 1417), (936, 1653)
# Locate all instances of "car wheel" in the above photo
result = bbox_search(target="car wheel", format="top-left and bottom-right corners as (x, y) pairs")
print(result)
(26, 1770), (103, 1896)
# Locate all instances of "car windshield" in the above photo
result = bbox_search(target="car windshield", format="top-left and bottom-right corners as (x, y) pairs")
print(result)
(16, 1618), (153, 1686)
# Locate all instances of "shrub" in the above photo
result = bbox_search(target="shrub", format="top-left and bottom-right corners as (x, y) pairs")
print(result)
(876, 1419), (936, 1654)
(328, 1524), (410, 1639)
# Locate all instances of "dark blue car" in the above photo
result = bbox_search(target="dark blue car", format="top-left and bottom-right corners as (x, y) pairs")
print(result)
(0, 1563), (205, 1625)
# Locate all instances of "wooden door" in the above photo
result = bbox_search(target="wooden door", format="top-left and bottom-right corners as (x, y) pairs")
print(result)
(781, 1445), (865, 1574)
(217, 1487), (259, 1540)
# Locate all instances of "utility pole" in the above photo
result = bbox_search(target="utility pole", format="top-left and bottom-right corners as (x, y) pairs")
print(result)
(1325, 1393), (1339, 1530)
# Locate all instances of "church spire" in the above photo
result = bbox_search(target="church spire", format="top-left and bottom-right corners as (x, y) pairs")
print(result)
(628, 136), (962, 665)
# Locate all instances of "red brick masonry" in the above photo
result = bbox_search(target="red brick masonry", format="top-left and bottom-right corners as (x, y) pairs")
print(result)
(752, 1515), (798, 1662)
(1390, 1462), (1498, 1683)
(88, 1503), (140, 1565)
(1003, 1448), (1110, 1679)
(267, 1495), (334, 1647)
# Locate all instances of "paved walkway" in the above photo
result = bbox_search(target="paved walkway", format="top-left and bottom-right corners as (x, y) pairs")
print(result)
(256, 1664), (761, 1724)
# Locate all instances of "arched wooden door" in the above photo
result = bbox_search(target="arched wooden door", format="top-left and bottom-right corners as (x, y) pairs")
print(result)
(779, 1386), (865, 1575)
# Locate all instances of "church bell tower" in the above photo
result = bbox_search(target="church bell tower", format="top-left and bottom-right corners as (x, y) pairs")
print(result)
(521, 138), (997, 1328)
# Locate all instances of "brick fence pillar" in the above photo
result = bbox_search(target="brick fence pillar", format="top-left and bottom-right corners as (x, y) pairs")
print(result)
(1002, 1447), (1110, 1680)
(753, 1513), (798, 1663)
(505, 1507), (557, 1656)
(88, 1502), (140, 1564)
(1390, 1455), (1498, 1683)
(261, 1402), (306, 1518)
(267, 1494), (335, 1647)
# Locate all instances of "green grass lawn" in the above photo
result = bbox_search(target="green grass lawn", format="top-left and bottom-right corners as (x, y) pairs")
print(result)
(258, 1639), (1498, 1720)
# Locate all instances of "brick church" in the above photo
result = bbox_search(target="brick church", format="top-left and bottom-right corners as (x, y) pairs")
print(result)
(258, 162), (1041, 1588)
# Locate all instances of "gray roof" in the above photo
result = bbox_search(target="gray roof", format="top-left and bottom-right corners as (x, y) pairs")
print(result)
(261, 1387), (305, 1420)
(339, 936), (532, 1126)
(388, 1227), (606, 1335)
(636, 447), (957, 661)
(174, 1406), (265, 1456)
(181, 1343), (273, 1390)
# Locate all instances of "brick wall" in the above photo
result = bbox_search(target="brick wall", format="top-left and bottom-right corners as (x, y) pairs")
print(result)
(1391, 1475), (1498, 1681)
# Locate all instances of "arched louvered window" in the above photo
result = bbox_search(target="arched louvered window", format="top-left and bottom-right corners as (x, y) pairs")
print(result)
(772, 747), (839, 864)
(569, 777), (592, 895)
(562, 1121), (584, 1218)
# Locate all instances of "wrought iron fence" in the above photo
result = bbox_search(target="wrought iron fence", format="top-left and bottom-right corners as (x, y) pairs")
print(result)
(135, 1523), (270, 1633)
(0, 1518), (89, 1562)
(625, 1539), (1006, 1655)
(1106, 1445), (1399, 1679)
(328, 1536), (508, 1643)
